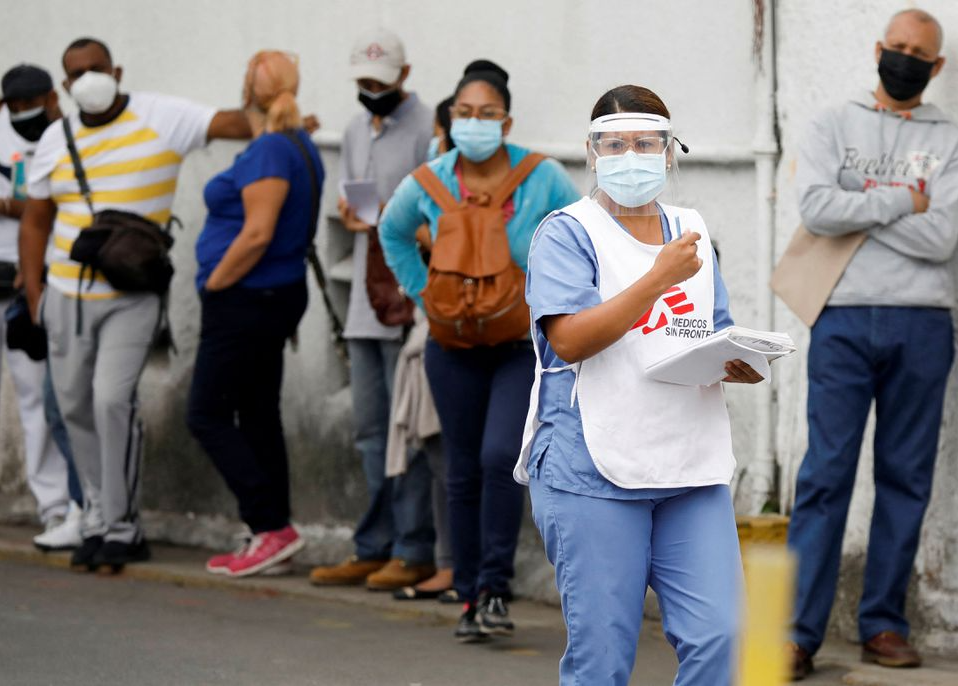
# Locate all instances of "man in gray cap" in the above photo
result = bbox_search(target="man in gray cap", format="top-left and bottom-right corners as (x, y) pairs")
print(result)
(309, 28), (438, 591)
(0, 64), (82, 552)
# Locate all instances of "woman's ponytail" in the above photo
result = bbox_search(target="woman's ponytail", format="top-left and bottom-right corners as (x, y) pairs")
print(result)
(265, 90), (301, 132)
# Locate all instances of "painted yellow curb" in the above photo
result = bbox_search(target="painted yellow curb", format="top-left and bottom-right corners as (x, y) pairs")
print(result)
(737, 514), (790, 546)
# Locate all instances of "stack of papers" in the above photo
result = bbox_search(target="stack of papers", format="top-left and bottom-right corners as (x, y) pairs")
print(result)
(645, 326), (796, 386)
(340, 179), (381, 226)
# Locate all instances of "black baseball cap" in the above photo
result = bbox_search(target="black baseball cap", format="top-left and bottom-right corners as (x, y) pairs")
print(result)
(1, 64), (54, 101)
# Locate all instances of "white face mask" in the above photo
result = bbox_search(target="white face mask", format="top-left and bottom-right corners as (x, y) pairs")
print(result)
(70, 71), (118, 114)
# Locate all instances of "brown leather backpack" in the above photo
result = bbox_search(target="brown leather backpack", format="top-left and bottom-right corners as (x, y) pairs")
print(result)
(411, 153), (544, 349)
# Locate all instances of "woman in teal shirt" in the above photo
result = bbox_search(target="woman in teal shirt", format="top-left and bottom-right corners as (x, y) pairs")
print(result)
(379, 60), (579, 643)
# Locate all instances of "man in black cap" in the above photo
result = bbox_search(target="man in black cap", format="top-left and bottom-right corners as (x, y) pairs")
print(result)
(0, 65), (62, 218)
(0, 63), (82, 552)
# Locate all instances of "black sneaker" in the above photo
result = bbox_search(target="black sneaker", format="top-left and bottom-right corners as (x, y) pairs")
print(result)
(478, 593), (514, 636)
(454, 603), (488, 643)
(90, 539), (151, 570)
(70, 536), (103, 571)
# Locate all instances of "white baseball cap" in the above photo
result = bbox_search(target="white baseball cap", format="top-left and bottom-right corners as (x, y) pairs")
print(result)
(349, 28), (406, 84)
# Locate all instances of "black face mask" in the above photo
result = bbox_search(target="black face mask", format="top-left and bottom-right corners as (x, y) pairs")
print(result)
(358, 88), (402, 117)
(10, 109), (51, 142)
(878, 48), (936, 102)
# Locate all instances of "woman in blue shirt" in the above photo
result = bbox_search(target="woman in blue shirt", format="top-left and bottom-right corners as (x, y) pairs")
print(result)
(187, 51), (324, 579)
(517, 86), (761, 686)
(379, 60), (580, 642)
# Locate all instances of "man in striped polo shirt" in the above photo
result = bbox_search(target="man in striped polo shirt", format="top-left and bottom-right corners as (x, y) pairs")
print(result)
(19, 37), (253, 570)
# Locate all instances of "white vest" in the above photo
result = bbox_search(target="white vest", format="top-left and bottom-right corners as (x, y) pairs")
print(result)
(515, 197), (735, 489)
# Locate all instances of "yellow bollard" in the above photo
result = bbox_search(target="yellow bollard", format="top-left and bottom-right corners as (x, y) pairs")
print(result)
(738, 544), (797, 686)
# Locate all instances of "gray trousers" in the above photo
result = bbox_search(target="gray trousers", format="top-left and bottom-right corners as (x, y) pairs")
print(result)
(42, 288), (159, 544)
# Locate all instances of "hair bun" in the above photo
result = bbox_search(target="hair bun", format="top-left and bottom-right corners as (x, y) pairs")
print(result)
(463, 59), (508, 84)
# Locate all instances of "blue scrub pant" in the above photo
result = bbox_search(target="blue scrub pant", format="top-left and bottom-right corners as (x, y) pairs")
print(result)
(788, 307), (954, 653)
(530, 478), (742, 686)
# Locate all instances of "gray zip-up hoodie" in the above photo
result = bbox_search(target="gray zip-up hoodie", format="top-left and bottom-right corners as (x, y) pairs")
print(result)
(797, 90), (958, 308)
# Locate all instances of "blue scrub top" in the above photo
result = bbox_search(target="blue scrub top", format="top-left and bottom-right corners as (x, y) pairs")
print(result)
(196, 129), (325, 290)
(524, 208), (734, 500)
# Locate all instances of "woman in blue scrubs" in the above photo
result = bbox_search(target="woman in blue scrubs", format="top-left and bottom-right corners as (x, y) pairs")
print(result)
(515, 85), (762, 685)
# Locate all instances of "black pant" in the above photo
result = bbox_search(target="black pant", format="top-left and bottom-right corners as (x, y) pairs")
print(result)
(424, 338), (535, 602)
(187, 280), (308, 533)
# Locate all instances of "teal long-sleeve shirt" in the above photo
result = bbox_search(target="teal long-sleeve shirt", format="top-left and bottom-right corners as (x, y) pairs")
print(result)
(378, 143), (582, 307)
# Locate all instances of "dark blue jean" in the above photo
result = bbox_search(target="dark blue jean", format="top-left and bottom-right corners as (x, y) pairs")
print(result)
(425, 338), (535, 603)
(187, 281), (307, 534)
(43, 364), (82, 505)
(788, 307), (954, 653)
(348, 338), (435, 563)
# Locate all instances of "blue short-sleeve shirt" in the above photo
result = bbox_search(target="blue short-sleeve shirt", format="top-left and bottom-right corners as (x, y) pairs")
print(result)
(196, 129), (325, 290)
(525, 208), (734, 500)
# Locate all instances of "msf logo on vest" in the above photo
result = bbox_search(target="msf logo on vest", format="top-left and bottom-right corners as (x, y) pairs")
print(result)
(632, 287), (694, 335)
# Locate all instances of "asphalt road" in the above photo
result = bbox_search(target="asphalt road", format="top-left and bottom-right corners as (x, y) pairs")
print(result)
(0, 558), (678, 686)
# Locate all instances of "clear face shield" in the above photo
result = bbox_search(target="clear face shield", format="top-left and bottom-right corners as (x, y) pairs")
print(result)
(587, 113), (679, 216)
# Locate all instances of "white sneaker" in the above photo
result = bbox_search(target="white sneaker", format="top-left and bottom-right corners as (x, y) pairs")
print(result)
(34, 502), (83, 551)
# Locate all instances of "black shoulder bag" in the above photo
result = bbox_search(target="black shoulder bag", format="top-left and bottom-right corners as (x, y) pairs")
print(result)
(281, 130), (348, 363)
(62, 118), (178, 296)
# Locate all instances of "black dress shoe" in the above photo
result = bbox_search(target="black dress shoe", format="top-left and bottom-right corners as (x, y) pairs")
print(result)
(91, 539), (151, 569)
(787, 642), (814, 681)
(70, 536), (104, 571)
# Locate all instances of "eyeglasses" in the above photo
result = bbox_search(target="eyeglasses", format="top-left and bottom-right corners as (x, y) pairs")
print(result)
(593, 135), (669, 156)
(449, 105), (508, 121)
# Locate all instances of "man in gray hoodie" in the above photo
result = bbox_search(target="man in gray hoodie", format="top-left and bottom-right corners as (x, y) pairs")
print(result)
(787, 9), (957, 680)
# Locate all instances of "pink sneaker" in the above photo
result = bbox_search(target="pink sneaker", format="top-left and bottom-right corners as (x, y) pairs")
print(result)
(225, 526), (303, 578)
(206, 548), (244, 575)
(206, 534), (253, 575)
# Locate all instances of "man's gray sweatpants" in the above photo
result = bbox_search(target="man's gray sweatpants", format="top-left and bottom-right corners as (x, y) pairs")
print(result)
(42, 287), (159, 544)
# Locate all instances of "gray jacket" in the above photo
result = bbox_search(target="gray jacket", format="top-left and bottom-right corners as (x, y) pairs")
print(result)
(797, 90), (958, 308)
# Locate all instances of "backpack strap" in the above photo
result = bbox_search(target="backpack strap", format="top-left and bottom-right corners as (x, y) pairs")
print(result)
(412, 164), (460, 213)
(489, 152), (546, 208)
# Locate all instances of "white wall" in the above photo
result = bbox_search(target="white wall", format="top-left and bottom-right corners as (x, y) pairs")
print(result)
(0, 0), (764, 506)
(1, 0), (956, 653)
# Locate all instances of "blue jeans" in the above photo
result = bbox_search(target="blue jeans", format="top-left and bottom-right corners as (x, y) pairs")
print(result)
(788, 307), (954, 653)
(424, 338), (534, 602)
(349, 338), (435, 563)
(531, 479), (741, 686)
(43, 365), (82, 506)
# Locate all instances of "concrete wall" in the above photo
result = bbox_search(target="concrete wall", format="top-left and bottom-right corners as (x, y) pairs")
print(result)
(0, 0), (956, 654)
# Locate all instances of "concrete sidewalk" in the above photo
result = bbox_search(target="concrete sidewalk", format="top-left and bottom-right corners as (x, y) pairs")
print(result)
(1, 524), (955, 685)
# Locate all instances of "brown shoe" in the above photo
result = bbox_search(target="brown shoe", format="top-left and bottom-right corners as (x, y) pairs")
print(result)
(365, 558), (436, 591)
(786, 642), (814, 681)
(308, 556), (387, 586)
(862, 631), (922, 668)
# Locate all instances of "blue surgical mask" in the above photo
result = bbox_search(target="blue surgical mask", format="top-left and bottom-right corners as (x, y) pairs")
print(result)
(427, 135), (442, 161)
(450, 118), (502, 162)
(594, 150), (667, 207)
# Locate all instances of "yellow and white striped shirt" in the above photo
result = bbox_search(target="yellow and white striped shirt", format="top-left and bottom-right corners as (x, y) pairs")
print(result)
(28, 92), (215, 299)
